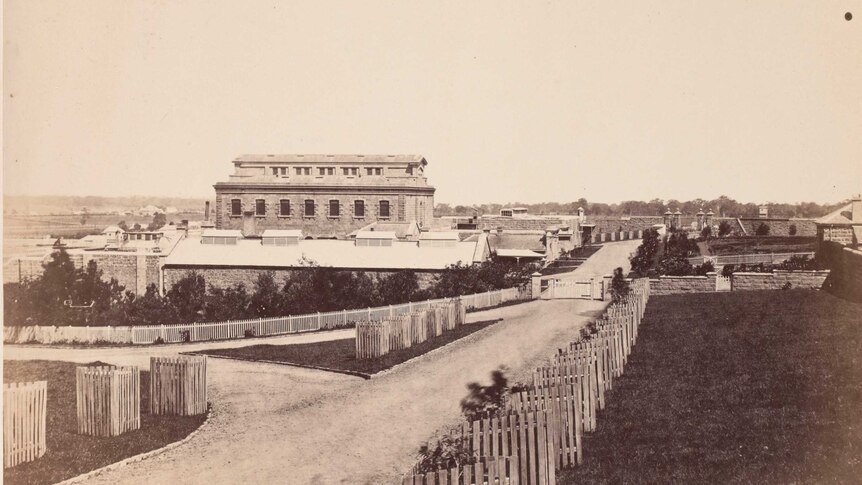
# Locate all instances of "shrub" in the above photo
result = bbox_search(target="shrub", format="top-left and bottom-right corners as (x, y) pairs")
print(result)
(244, 329), (256, 338)
(718, 220), (732, 237)
(609, 267), (631, 303)
(460, 367), (510, 421)
(700, 225), (712, 239)
(657, 254), (694, 276)
(416, 435), (476, 474)
(153, 336), (165, 345)
(693, 261), (715, 276)
(755, 223), (770, 236)
(722, 265), (735, 277)
(789, 224), (797, 236)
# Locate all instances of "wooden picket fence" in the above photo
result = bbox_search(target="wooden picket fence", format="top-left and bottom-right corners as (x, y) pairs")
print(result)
(3, 381), (47, 469)
(356, 299), (465, 359)
(405, 456), (518, 485)
(76, 366), (140, 437)
(150, 356), (208, 416)
(406, 278), (652, 483)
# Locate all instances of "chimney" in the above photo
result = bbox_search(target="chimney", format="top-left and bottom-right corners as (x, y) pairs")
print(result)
(577, 207), (585, 223)
(853, 194), (862, 223)
(241, 211), (257, 237)
(759, 205), (769, 218)
(205, 201), (211, 222)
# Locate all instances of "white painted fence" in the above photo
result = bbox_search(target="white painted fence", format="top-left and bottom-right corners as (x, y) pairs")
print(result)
(3, 381), (47, 468)
(5, 286), (532, 346)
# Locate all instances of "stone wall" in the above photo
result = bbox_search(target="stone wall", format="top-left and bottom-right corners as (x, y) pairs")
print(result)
(477, 216), (579, 232)
(649, 275), (715, 295)
(732, 270), (829, 291)
(733, 218), (817, 237)
(215, 191), (434, 236)
(587, 216), (663, 234)
(76, 252), (161, 295)
(163, 266), (440, 293)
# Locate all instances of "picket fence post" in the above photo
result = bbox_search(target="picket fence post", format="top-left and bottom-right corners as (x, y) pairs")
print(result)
(317, 312), (321, 330)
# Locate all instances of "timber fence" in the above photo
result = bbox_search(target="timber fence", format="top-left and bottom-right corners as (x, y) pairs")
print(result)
(356, 299), (466, 359)
(150, 356), (208, 416)
(76, 366), (140, 437)
(405, 279), (651, 484)
(5, 286), (529, 346)
(3, 381), (47, 469)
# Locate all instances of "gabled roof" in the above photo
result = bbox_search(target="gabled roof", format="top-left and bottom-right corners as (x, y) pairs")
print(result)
(418, 232), (460, 241)
(815, 203), (855, 225)
(202, 229), (243, 238)
(233, 154), (426, 165)
(261, 230), (303, 238)
(355, 231), (397, 240)
(496, 249), (546, 259)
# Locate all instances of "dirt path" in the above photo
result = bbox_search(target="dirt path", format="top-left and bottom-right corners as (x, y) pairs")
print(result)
(558, 240), (640, 279)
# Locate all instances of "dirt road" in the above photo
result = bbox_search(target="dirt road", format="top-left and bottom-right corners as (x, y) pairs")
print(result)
(2, 242), (637, 484)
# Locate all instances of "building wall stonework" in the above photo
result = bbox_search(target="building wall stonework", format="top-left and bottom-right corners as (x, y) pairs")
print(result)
(74, 253), (161, 295)
(163, 266), (439, 293)
(649, 275), (715, 295)
(214, 191), (434, 237)
(649, 270), (829, 295)
(732, 218), (817, 237)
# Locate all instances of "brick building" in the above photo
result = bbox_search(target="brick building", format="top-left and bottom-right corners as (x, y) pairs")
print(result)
(213, 154), (436, 238)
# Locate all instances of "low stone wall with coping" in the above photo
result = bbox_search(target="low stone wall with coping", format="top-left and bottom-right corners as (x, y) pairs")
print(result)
(649, 270), (829, 295)
(649, 274), (715, 295)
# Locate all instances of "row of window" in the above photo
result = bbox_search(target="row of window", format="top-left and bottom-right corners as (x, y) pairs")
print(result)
(230, 199), (390, 218)
(269, 167), (388, 176)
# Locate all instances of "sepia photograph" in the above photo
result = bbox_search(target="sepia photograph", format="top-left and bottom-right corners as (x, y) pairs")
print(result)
(2, 1), (861, 484)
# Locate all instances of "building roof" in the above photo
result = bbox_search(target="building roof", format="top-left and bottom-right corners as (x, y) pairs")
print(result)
(815, 203), (856, 225)
(202, 229), (244, 238)
(418, 231), (460, 241)
(351, 221), (420, 239)
(355, 231), (397, 240)
(102, 225), (125, 234)
(261, 230), (303, 238)
(462, 232), (546, 253)
(232, 154), (427, 165)
(164, 237), (483, 270)
(495, 249), (546, 259)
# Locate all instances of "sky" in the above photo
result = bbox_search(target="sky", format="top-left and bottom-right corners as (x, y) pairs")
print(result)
(3, 1), (861, 206)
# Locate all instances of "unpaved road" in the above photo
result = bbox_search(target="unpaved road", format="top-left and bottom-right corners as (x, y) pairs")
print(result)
(2, 242), (636, 484)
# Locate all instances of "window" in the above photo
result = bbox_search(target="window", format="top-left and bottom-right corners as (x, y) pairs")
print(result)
(304, 199), (315, 217)
(318, 167), (326, 176)
(271, 167), (278, 175)
(406, 166), (413, 175)
(255, 199), (266, 216)
(295, 167), (311, 175)
(280, 167), (287, 176)
(329, 200), (340, 217)
(379, 200), (390, 218)
(231, 199), (241, 216)
(295, 167), (302, 175)
(280, 199), (290, 216)
(318, 167), (334, 176)
(366, 167), (383, 176)
(354, 200), (365, 218)
(342, 167), (358, 176)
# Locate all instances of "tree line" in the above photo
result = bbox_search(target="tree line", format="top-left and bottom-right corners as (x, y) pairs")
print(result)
(3, 249), (539, 327)
(435, 196), (847, 219)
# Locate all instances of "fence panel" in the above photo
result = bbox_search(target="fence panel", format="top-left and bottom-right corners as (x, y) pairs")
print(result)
(3, 381), (47, 469)
(76, 366), (140, 437)
(404, 456), (518, 485)
(150, 356), (207, 416)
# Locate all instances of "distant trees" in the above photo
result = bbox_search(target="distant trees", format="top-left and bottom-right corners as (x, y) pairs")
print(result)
(147, 213), (167, 231)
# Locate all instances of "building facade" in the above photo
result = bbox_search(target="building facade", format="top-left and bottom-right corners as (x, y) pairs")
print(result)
(213, 154), (436, 237)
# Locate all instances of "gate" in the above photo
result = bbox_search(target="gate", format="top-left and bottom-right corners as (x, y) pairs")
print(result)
(715, 275), (731, 292)
(540, 279), (604, 300)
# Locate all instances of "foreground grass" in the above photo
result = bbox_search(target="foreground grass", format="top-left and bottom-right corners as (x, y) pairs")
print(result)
(193, 318), (503, 376)
(3, 360), (207, 485)
(559, 290), (862, 484)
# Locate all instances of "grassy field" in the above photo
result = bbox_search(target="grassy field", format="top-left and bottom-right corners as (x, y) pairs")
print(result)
(3, 212), (203, 239)
(192, 318), (503, 377)
(3, 360), (207, 485)
(706, 236), (817, 256)
(558, 290), (862, 484)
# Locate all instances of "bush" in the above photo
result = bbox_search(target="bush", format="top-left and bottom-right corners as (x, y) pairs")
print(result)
(609, 267), (631, 303)
(756, 223), (770, 236)
(722, 265), (735, 277)
(718, 220), (733, 237)
(693, 261), (715, 276)
(789, 224), (797, 236)
(460, 368), (510, 421)
(244, 329), (256, 338)
(700, 225), (712, 239)
(416, 435), (476, 475)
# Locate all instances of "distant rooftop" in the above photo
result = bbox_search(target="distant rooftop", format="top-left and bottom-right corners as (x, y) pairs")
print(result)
(233, 154), (427, 165)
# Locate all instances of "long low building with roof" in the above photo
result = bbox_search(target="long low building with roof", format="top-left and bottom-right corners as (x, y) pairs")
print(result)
(161, 229), (490, 291)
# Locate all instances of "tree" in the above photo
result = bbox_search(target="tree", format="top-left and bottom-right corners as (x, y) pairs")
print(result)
(206, 284), (251, 321)
(718, 220), (732, 237)
(118, 220), (129, 231)
(629, 228), (660, 276)
(789, 224), (797, 236)
(755, 222), (770, 236)
(249, 272), (283, 317)
(71, 260), (126, 325)
(124, 285), (175, 326)
(148, 212), (167, 231)
(375, 270), (420, 305)
(700, 225), (712, 239)
(165, 272), (207, 322)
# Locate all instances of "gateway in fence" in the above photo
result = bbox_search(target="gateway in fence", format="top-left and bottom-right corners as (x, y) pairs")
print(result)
(539, 278), (605, 300)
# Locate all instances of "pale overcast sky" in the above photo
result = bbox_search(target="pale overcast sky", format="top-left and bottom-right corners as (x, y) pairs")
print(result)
(3, 1), (861, 205)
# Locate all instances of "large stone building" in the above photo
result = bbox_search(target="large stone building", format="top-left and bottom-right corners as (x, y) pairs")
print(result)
(214, 154), (436, 237)
(816, 195), (862, 248)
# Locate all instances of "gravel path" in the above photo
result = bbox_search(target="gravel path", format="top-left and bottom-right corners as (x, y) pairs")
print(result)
(2, 242), (635, 484)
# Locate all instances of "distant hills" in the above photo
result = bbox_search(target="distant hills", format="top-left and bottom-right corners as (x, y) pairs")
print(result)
(4, 195), (209, 215)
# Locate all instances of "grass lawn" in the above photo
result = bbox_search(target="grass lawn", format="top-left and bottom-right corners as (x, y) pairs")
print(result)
(192, 318), (503, 376)
(558, 290), (862, 484)
(3, 360), (207, 485)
